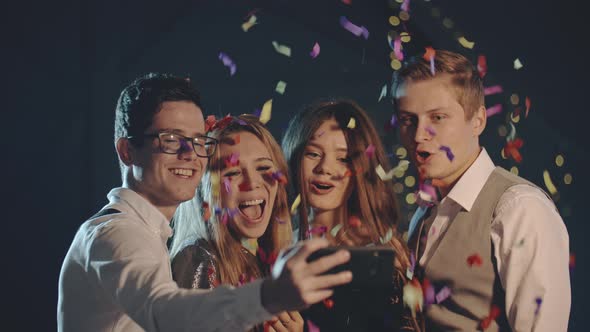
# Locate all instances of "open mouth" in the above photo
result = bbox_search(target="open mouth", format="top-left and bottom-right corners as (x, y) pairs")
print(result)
(311, 181), (334, 194)
(170, 168), (194, 178)
(238, 199), (266, 222)
(416, 151), (432, 163)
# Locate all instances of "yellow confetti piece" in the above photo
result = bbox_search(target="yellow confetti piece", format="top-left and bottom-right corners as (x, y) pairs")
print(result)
(510, 166), (519, 175)
(555, 154), (564, 167)
(375, 160), (410, 181)
(272, 41), (292, 57)
(241, 15), (257, 32)
(542, 170), (558, 195)
(510, 111), (520, 123)
(500, 148), (508, 159)
(404, 175), (416, 187)
(457, 36), (475, 49)
(564, 173), (573, 185)
(403, 281), (423, 317)
(510, 93), (520, 105)
(396, 146), (407, 159)
(390, 59), (402, 70)
(442, 17), (454, 29)
(290, 194), (301, 215)
(405, 192), (416, 204)
(389, 16), (400, 26)
(275, 81), (287, 95)
(400, 32), (411, 43)
(514, 58), (524, 70)
(259, 99), (272, 124)
(347, 117), (356, 128)
(210, 173), (220, 198)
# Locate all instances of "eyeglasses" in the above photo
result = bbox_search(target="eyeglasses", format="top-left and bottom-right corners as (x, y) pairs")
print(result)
(130, 132), (218, 157)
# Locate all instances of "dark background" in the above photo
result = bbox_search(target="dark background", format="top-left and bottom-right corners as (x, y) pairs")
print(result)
(5, 0), (588, 330)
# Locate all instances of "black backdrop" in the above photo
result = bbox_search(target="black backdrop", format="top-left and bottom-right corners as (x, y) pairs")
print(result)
(5, 0), (588, 330)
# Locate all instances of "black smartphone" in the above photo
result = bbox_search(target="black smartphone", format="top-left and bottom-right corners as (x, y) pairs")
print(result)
(307, 246), (396, 292)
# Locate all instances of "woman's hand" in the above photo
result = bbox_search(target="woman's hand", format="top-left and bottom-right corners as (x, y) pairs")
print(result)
(266, 311), (304, 332)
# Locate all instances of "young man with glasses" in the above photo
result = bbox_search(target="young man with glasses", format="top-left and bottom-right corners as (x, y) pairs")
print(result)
(58, 73), (352, 332)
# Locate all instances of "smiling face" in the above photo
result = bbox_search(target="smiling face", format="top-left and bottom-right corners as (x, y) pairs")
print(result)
(128, 101), (207, 213)
(397, 75), (486, 190)
(219, 131), (278, 240)
(301, 118), (353, 213)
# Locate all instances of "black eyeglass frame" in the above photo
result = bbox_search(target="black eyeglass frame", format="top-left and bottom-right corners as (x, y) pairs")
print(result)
(128, 132), (218, 157)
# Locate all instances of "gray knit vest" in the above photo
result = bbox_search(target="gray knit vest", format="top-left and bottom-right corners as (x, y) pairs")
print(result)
(420, 167), (545, 331)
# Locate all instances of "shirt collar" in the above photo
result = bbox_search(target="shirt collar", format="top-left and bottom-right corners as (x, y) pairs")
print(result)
(107, 187), (173, 240)
(445, 148), (495, 211)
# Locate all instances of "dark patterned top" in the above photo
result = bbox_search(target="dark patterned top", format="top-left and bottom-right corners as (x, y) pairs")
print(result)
(302, 269), (423, 332)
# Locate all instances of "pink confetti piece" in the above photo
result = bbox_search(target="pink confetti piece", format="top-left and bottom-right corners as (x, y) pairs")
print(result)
(221, 212), (229, 225)
(223, 178), (231, 193)
(485, 104), (503, 118)
(425, 126), (436, 136)
(435, 286), (451, 303)
(484, 85), (503, 96)
(341, 0), (351, 4)
(307, 319), (320, 332)
(439, 145), (454, 161)
(225, 152), (240, 168)
(422, 278), (435, 306)
(394, 37), (404, 60)
(270, 170), (288, 184)
(365, 144), (376, 158)
(339, 16), (369, 39)
(310, 42), (320, 58)
(218, 52), (237, 76)
(306, 225), (328, 238)
(401, 0), (410, 12)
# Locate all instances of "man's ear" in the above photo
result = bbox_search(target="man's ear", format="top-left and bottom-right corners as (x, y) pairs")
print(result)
(116, 137), (134, 166)
(471, 105), (487, 136)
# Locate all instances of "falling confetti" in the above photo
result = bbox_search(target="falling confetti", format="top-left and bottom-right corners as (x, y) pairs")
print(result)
(439, 145), (454, 161)
(290, 194), (301, 215)
(422, 278), (435, 307)
(223, 178), (231, 194)
(457, 36), (475, 49)
(270, 170), (288, 184)
(467, 253), (483, 267)
(202, 201), (211, 221)
(218, 52), (237, 76)
(477, 55), (487, 78)
(393, 37), (404, 60)
(401, 0), (410, 11)
(323, 298), (335, 309)
(205, 115), (217, 132)
(365, 144), (376, 158)
(484, 85), (503, 96)
(271, 41), (292, 57)
(503, 138), (524, 163)
(425, 126), (436, 136)
(378, 84), (388, 102)
(307, 225), (328, 238)
(380, 228), (393, 244)
(479, 305), (501, 330)
(339, 16), (369, 39)
(275, 81), (287, 95)
(241, 15), (258, 32)
(534, 297), (542, 315)
(347, 117), (356, 128)
(348, 216), (362, 228)
(403, 278), (424, 317)
(514, 58), (524, 70)
(485, 104), (503, 118)
(307, 319), (320, 332)
(310, 42), (320, 58)
(376, 160), (410, 181)
(330, 223), (344, 237)
(525, 96), (531, 117)
(435, 286), (452, 303)
(259, 99), (272, 124)
(542, 170), (558, 195)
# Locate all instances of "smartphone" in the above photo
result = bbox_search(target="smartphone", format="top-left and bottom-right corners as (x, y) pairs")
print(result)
(307, 246), (396, 292)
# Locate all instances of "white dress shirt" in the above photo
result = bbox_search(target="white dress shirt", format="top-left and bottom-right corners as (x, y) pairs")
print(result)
(416, 149), (570, 331)
(58, 187), (272, 332)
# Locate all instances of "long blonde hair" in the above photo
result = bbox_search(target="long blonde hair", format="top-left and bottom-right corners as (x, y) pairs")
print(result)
(171, 114), (293, 285)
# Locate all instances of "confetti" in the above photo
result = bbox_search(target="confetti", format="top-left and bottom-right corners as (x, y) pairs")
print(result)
(347, 117), (356, 128)
(330, 223), (344, 237)
(430, 57), (435, 75)
(365, 144), (376, 158)
(439, 145), (454, 161)
(403, 278), (423, 317)
(210, 173), (220, 197)
(378, 84), (388, 102)
(376, 160), (410, 181)
(223, 178), (231, 194)
(506, 122), (517, 142)
(259, 99), (272, 124)
(423, 47), (435, 62)
(221, 211), (229, 225)
(271, 41), (292, 57)
(457, 36), (475, 49)
(323, 298), (335, 309)
(202, 201), (211, 221)
(534, 297), (542, 315)
(542, 170), (558, 195)
(484, 85), (503, 96)
(275, 81), (287, 95)
(307, 225), (328, 238)
(218, 52), (237, 76)
(227, 207), (239, 218)
(241, 15), (257, 32)
(479, 305), (501, 330)
(422, 278), (435, 307)
(380, 228), (393, 244)
(467, 253), (483, 267)
(205, 115), (217, 132)
(310, 42), (320, 58)
(477, 55), (487, 78)
(514, 58), (524, 70)
(339, 16), (369, 39)
(425, 126), (436, 136)
(570, 253), (575, 272)
(349, 216), (362, 228)
(504, 138), (524, 163)
(290, 194), (301, 215)
(394, 37), (404, 60)
(485, 104), (503, 118)
(270, 171), (288, 184)
(306, 319), (320, 332)
(525, 96), (531, 118)
(435, 286), (452, 303)
(401, 0), (410, 12)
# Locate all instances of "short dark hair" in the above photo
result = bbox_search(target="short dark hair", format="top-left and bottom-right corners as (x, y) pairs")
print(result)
(114, 73), (202, 146)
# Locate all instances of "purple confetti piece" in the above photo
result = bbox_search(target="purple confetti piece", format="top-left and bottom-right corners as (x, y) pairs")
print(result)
(439, 145), (454, 161)
(339, 16), (369, 39)
(484, 85), (503, 96)
(252, 108), (261, 117)
(425, 126), (436, 136)
(228, 207), (239, 218)
(401, 0), (410, 12)
(424, 282), (435, 306)
(310, 42), (320, 58)
(214, 206), (222, 216)
(221, 212), (229, 225)
(365, 144), (376, 158)
(390, 114), (397, 127)
(394, 37), (403, 60)
(535, 297), (542, 315)
(237, 119), (247, 125)
(218, 52), (237, 76)
(430, 56), (435, 75)
(486, 104), (503, 118)
(435, 286), (452, 303)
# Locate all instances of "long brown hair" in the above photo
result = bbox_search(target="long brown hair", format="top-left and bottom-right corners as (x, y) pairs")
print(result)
(171, 114), (293, 285)
(281, 99), (410, 270)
